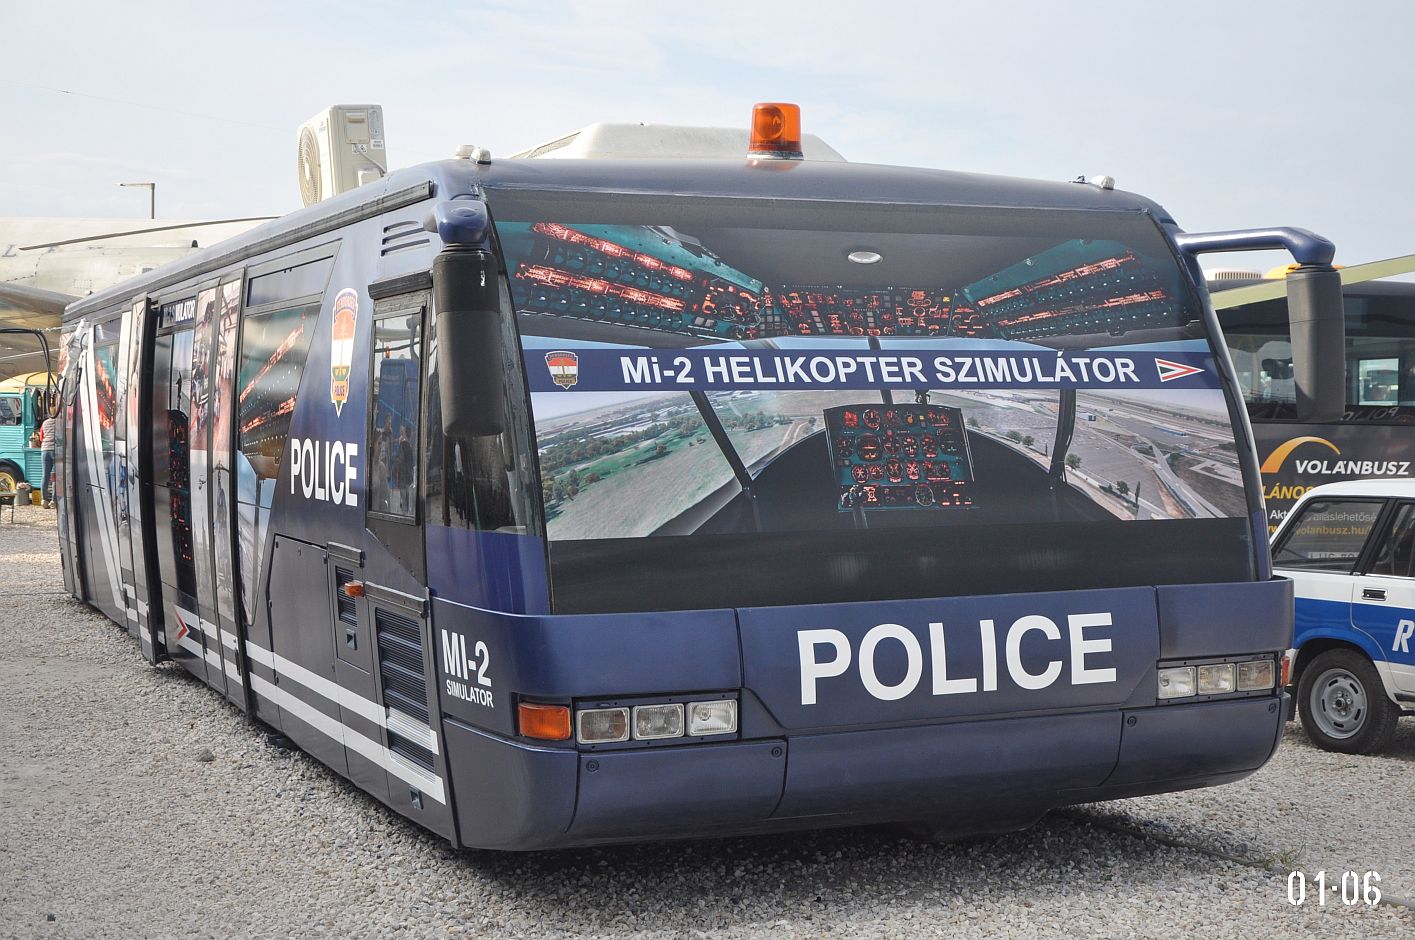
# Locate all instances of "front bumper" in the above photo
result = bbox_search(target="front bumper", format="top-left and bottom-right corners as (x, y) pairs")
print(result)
(442, 693), (1287, 850)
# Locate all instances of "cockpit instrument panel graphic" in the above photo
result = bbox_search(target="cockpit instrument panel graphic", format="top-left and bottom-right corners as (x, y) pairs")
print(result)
(824, 404), (975, 510)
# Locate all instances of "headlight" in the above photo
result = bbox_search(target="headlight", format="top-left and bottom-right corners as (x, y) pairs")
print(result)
(1197, 662), (1236, 695)
(1238, 659), (1276, 691)
(632, 703), (684, 740)
(576, 707), (630, 744)
(688, 700), (738, 736)
(1158, 666), (1196, 699)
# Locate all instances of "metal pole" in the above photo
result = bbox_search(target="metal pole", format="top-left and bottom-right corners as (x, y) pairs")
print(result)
(119, 182), (156, 219)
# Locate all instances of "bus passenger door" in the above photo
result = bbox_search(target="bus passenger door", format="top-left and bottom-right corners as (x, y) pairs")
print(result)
(113, 300), (138, 637)
(117, 296), (164, 663)
(1353, 501), (1415, 695)
(187, 286), (227, 695)
(210, 279), (247, 707)
(362, 292), (449, 836)
(57, 340), (82, 599)
(75, 322), (125, 623)
(150, 311), (207, 680)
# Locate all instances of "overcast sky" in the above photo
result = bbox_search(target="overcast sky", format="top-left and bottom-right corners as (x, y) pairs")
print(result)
(2, 0), (1412, 273)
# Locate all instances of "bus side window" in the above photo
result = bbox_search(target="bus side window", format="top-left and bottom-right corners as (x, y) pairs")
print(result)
(368, 307), (423, 521)
(0, 396), (20, 426)
(422, 281), (540, 536)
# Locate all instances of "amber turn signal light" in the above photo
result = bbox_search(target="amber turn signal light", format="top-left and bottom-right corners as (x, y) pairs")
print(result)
(749, 102), (802, 156)
(519, 702), (572, 741)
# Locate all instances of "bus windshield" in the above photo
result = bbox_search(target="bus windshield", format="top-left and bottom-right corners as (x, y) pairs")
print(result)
(487, 191), (1253, 613)
(1220, 282), (1415, 421)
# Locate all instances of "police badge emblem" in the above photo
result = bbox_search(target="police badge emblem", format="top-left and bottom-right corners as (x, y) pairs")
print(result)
(545, 350), (579, 390)
(330, 288), (358, 415)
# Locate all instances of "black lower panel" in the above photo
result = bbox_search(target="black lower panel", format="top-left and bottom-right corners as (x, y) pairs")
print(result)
(549, 517), (1254, 614)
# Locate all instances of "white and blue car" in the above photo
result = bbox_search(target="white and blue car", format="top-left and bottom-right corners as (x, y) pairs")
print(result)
(1273, 480), (1415, 754)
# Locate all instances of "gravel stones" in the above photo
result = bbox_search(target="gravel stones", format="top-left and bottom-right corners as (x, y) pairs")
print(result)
(1, 502), (1411, 938)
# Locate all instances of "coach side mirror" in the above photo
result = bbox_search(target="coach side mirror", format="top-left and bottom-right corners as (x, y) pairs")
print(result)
(1286, 264), (1345, 423)
(433, 248), (507, 438)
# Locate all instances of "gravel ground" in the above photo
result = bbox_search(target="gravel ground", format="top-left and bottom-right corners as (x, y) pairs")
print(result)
(2, 502), (1412, 939)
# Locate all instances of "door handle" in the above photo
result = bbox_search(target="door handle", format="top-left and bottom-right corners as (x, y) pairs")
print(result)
(1363, 588), (1387, 601)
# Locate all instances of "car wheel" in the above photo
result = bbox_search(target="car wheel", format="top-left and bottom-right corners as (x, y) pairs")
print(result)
(1297, 649), (1399, 755)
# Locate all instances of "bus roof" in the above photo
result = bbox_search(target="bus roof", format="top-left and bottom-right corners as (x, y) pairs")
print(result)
(1210, 276), (1415, 298)
(64, 156), (1176, 324)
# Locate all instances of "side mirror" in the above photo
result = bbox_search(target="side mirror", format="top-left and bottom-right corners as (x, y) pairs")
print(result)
(1286, 265), (1345, 422)
(1174, 227), (1344, 422)
(433, 248), (507, 438)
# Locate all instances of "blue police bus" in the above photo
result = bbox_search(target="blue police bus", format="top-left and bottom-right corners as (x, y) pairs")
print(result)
(54, 105), (1342, 849)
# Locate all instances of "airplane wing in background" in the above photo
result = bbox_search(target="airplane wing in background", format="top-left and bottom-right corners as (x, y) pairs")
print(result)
(1210, 252), (1415, 309)
(0, 284), (74, 380)
(0, 281), (77, 317)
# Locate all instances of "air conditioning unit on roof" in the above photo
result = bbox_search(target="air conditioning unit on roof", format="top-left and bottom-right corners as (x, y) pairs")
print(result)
(298, 105), (388, 207)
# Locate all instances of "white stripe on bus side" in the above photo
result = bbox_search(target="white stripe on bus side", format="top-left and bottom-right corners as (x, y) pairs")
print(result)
(244, 639), (439, 756)
(247, 673), (444, 804)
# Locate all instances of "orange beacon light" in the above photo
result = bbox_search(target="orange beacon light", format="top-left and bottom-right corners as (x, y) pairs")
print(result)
(749, 102), (803, 159)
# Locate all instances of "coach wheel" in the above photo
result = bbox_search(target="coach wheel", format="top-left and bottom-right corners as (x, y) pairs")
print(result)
(1297, 649), (1399, 755)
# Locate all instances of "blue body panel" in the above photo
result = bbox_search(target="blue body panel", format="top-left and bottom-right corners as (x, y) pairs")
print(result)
(426, 525), (550, 615)
(433, 578), (1290, 849)
(1293, 596), (1386, 663)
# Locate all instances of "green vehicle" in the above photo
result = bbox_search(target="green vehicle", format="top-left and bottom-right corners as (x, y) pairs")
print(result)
(0, 371), (57, 496)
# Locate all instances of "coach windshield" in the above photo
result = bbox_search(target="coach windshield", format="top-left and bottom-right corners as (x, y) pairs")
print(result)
(486, 191), (1255, 613)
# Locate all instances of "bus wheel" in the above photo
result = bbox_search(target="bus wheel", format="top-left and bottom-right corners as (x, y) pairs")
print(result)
(1297, 649), (1399, 755)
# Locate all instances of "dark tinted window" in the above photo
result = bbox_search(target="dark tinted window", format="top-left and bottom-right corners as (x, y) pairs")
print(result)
(156, 328), (196, 594)
(1273, 499), (1382, 572)
(237, 303), (320, 486)
(423, 286), (542, 535)
(1369, 503), (1415, 578)
(368, 312), (423, 520)
(247, 256), (334, 308)
(0, 397), (19, 426)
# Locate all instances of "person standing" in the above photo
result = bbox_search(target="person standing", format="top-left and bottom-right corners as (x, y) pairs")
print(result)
(40, 410), (56, 509)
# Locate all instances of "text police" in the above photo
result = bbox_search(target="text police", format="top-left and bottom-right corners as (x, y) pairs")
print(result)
(799, 612), (1117, 704)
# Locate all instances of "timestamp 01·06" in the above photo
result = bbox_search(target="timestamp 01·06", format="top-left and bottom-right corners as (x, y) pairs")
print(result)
(1287, 870), (1381, 907)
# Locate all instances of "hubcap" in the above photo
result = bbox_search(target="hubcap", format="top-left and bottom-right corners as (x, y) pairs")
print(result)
(1310, 667), (1368, 740)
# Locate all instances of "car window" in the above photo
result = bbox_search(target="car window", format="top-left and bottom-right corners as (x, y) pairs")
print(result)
(1273, 499), (1383, 573)
(1368, 503), (1415, 578)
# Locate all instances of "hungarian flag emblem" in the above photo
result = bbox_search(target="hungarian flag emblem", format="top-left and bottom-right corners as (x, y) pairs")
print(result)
(1154, 358), (1204, 383)
(545, 351), (580, 390)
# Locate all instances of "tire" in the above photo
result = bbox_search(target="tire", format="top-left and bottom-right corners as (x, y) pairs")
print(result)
(1297, 649), (1400, 755)
(0, 463), (22, 494)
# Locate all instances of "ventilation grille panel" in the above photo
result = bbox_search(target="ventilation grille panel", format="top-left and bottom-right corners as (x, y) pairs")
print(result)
(375, 607), (430, 728)
(334, 567), (357, 626)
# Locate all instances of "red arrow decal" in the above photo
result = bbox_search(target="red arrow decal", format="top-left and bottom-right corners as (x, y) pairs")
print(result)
(1155, 358), (1204, 382)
